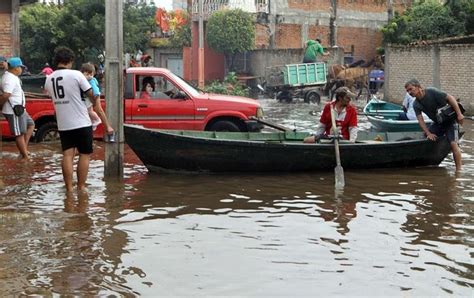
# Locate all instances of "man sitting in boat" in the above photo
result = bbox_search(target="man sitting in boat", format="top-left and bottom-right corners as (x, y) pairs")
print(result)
(304, 86), (358, 143)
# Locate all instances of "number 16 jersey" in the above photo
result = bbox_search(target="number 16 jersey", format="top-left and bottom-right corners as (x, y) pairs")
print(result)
(45, 69), (92, 131)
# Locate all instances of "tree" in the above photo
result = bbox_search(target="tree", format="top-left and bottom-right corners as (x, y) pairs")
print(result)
(380, 0), (467, 45)
(19, 3), (61, 72)
(19, 0), (156, 72)
(206, 9), (255, 71)
(123, 2), (156, 53)
(444, 0), (474, 35)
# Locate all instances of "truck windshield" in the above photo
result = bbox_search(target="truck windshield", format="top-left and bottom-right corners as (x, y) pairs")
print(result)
(168, 72), (201, 97)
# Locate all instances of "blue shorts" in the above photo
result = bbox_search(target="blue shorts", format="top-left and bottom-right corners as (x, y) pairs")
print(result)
(429, 121), (456, 143)
(59, 126), (93, 154)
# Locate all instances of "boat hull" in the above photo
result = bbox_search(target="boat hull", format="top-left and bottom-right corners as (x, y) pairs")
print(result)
(124, 125), (453, 173)
(367, 115), (424, 132)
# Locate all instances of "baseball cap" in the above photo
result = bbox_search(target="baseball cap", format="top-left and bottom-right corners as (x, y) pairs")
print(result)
(8, 57), (25, 68)
(335, 86), (356, 99)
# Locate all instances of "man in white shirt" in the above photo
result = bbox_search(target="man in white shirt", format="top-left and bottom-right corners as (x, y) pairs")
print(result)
(44, 47), (113, 192)
(399, 92), (429, 121)
(0, 57), (35, 159)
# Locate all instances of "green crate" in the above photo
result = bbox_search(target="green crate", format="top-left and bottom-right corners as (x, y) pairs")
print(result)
(283, 62), (327, 86)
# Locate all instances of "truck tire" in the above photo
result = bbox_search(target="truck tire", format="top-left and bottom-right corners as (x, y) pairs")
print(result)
(276, 91), (292, 103)
(304, 90), (321, 104)
(35, 122), (59, 143)
(208, 120), (241, 132)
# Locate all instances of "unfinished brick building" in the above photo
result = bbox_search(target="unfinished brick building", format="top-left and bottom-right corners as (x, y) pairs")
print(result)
(187, 0), (412, 81)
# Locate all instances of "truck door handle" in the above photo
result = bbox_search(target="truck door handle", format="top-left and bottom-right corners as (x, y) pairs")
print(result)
(138, 104), (148, 108)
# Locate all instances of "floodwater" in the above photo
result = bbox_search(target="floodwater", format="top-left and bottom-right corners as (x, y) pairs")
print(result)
(0, 98), (472, 296)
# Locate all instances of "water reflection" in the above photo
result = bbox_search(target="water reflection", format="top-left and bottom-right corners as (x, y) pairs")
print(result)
(0, 100), (472, 295)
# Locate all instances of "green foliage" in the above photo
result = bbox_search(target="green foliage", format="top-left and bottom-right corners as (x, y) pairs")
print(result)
(445, 0), (474, 34)
(55, 0), (106, 63)
(168, 20), (191, 48)
(123, 2), (157, 53)
(381, 0), (468, 44)
(207, 9), (255, 55)
(206, 9), (254, 70)
(19, 0), (156, 72)
(203, 72), (249, 97)
(19, 3), (61, 72)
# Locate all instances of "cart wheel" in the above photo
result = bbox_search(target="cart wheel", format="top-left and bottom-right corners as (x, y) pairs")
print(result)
(304, 90), (321, 104)
(276, 91), (292, 103)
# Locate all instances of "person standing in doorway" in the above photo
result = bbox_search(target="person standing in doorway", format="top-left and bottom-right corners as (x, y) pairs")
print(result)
(45, 46), (114, 192)
(0, 57), (35, 159)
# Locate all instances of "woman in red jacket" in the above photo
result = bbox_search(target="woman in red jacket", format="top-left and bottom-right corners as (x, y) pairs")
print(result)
(304, 86), (358, 143)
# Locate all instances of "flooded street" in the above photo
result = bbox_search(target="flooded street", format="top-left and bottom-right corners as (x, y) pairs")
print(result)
(0, 98), (473, 296)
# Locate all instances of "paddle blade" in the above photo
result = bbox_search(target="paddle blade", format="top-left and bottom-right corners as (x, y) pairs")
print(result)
(335, 165), (345, 189)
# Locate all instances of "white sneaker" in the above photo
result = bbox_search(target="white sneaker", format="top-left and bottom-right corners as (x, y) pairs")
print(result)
(92, 118), (102, 131)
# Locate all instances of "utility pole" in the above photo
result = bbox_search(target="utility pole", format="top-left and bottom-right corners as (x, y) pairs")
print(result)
(104, 0), (124, 178)
(198, 0), (205, 88)
(329, 0), (337, 47)
(12, 0), (20, 56)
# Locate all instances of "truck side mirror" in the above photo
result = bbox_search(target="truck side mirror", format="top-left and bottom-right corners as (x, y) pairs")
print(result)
(176, 90), (187, 99)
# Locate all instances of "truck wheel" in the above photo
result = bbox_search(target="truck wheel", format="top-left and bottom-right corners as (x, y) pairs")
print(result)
(304, 90), (321, 104)
(35, 122), (59, 143)
(276, 91), (292, 103)
(209, 120), (241, 132)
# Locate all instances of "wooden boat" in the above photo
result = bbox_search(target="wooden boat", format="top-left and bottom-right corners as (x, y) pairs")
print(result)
(364, 98), (432, 131)
(366, 115), (424, 132)
(363, 98), (403, 119)
(124, 124), (456, 173)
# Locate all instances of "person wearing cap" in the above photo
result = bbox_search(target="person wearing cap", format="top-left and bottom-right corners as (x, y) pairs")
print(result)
(303, 37), (329, 63)
(0, 57), (35, 159)
(44, 46), (114, 192)
(304, 86), (358, 143)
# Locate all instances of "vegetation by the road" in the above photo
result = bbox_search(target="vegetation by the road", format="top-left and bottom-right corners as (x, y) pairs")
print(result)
(206, 9), (255, 71)
(20, 0), (157, 72)
(382, 0), (474, 44)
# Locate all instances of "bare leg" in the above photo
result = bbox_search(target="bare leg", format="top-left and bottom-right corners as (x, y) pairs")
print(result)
(24, 124), (35, 148)
(62, 148), (75, 192)
(450, 141), (462, 171)
(15, 134), (29, 159)
(77, 153), (90, 191)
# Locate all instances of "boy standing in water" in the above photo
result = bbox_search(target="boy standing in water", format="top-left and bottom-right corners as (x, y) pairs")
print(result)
(45, 47), (113, 192)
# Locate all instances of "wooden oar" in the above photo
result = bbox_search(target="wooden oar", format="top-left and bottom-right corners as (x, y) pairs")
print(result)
(250, 117), (293, 132)
(330, 107), (345, 189)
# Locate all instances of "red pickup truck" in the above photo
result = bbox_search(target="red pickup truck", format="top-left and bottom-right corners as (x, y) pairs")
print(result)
(1, 67), (264, 142)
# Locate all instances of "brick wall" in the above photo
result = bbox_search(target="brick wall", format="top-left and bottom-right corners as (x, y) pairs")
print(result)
(255, 24), (270, 49)
(337, 27), (382, 60)
(386, 44), (473, 115)
(439, 45), (474, 108)
(252, 0), (395, 62)
(275, 24), (302, 49)
(0, 13), (12, 57)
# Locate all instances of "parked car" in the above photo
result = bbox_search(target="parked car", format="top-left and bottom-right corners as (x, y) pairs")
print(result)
(0, 67), (264, 142)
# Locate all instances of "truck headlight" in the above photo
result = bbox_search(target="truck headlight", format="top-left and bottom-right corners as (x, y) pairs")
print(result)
(256, 107), (264, 119)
